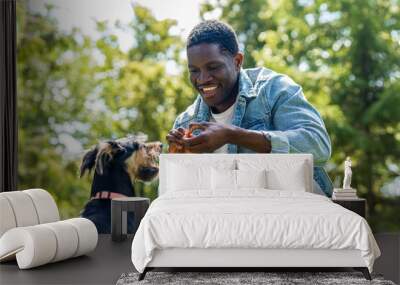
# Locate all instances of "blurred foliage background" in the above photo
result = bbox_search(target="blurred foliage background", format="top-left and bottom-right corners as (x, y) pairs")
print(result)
(17, 0), (399, 232)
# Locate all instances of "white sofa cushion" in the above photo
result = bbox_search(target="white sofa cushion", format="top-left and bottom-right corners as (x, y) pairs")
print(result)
(24, 189), (60, 224)
(0, 189), (98, 269)
(42, 221), (79, 262)
(1, 191), (40, 228)
(0, 189), (60, 237)
(0, 218), (97, 269)
(64, 218), (98, 257)
(0, 226), (57, 268)
(0, 196), (17, 237)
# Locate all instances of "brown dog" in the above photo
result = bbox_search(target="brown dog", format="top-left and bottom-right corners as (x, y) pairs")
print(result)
(80, 136), (162, 233)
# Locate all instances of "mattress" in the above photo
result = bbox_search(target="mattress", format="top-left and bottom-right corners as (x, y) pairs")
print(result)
(131, 190), (380, 273)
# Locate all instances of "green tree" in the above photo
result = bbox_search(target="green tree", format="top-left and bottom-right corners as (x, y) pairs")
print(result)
(201, 0), (400, 231)
(17, 1), (97, 218)
(201, 0), (269, 68)
(92, 5), (194, 198)
(17, 2), (195, 216)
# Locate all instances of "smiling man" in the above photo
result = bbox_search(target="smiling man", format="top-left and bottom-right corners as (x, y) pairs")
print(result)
(166, 20), (333, 196)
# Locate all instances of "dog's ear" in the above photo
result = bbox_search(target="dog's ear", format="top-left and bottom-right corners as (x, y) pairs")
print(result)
(80, 147), (99, 178)
(95, 141), (124, 175)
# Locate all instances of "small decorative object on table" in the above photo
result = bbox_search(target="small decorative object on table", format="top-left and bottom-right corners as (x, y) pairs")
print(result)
(332, 157), (358, 200)
(332, 157), (366, 218)
(111, 197), (150, 242)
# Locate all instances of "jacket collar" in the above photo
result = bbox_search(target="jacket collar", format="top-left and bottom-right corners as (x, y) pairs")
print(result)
(238, 69), (257, 100)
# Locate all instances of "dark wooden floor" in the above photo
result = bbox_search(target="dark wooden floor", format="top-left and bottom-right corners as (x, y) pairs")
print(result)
(0, 235), (135, 285)
(373, 233), (400, 284)
(0, 233), (398, 285)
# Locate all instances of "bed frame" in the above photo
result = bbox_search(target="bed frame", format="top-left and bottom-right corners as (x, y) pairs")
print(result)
(139, 248), (371, 280)
(138, 154), (371, 281)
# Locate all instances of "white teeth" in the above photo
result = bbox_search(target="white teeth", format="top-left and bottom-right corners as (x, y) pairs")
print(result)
(203, 86), (217, 92)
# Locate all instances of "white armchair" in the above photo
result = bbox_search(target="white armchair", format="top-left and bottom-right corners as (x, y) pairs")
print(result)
(0, 189), (98, 269)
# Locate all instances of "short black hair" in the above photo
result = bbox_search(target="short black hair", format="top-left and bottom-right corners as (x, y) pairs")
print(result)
(186, 20), (239, 56)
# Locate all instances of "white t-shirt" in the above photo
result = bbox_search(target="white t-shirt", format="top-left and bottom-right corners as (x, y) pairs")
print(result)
(210, 102), (236, 153)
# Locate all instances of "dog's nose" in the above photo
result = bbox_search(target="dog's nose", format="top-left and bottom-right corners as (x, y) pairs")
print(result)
(139, 167), (159, 181)
(159, 143), (163, 151)
(148, 167), (159, 175)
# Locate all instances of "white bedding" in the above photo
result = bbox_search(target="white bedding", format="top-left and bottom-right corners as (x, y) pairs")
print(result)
(131, 190), (380, 273)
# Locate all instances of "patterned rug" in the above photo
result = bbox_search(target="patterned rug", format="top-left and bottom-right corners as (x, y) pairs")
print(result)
(116, 271), (395, 285)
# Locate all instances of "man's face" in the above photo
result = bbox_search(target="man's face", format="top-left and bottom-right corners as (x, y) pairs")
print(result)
(187, 43), (243, 113)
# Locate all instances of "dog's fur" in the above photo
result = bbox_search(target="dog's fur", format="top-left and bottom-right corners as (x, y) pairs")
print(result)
(80, 137), (162, 233)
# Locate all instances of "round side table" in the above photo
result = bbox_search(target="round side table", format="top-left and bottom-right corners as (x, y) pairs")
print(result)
(111, 197), (150, 242)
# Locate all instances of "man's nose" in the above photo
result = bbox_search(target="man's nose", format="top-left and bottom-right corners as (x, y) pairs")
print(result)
(198, 70), (212, 84)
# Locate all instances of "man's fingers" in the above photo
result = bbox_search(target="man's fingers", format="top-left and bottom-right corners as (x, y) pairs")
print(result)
(172, 129), (185, 137)
(167, 129), (185, 140)
(166, 134), (183, 145)
(182, 133), (206, 147)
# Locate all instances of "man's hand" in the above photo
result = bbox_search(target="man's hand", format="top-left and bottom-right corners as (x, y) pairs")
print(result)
(166, 127), (186, 152)
(182, 122), (231, 153)
(167, 122), (271, 153)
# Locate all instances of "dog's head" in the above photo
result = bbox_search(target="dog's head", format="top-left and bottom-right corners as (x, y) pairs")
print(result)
(80, 136), (162, 182)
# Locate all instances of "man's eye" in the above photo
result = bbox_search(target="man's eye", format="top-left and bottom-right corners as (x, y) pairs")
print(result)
(208, 65), (221, 71)
(189, 69), (199, 74)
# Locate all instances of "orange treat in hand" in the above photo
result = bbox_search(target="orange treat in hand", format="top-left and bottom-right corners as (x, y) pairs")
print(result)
(168, 129), (193, 153)
(184, 129), (192, 138)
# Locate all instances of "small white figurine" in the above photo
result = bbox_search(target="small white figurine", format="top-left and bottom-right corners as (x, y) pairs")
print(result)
(342, 157), (352, 189)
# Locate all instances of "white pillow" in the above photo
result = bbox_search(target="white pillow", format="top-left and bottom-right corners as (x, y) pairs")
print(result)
(166, 159), (236, 192)
(266, 166), (307, 191)
(212, 168), (236, 190)
(167, 163), (211, 191)
(236, 169), (268, 189)
(237, 159), (308, 192)
(211, 169), (268, 191)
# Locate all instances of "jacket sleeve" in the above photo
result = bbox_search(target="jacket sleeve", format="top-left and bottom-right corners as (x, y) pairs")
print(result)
(260, 77), (331, 166)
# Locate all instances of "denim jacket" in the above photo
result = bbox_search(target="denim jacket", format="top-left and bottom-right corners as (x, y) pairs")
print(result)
(173, 67), (333, 197)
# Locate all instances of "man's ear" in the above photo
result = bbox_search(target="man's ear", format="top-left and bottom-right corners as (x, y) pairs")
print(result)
(80, 147), (99, 177)
(234, 52), (244, 71)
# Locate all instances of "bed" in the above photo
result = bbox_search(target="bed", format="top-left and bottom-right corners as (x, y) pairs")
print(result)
(131, 154), (380, 280)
